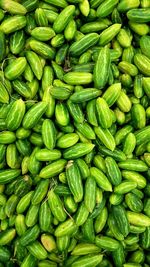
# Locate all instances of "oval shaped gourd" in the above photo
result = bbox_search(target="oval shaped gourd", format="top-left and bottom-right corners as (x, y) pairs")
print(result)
(95, 236), (119, 251)
(123, 132), (136, 156)
(31, 26), (55, 41)
(118, 61), (138, 76)
(115, 125), (133, 146)
(114, 181), (137, 194)
(116, 90), (132, 113)
(6, 143), (19, 169)
(51, 33), (65, 48)
(50, 86), (71, 100)
(26, 51), (43, 80)
(64, 72), (93, 85)
(0, 15), (26, 34)
(122, 46), (135, 64)
(54, 218), (78, 237)
(0, 228), (16, 245)
(63, 143), (95, 159)
(16, 191), (33, 214)
(122, 170), (146, 189)
(112, 205), (129, 237)
(108, 214), (124, 241)
(127, 211), (150, 227)
(128, 21), (149, 36)
(4, 57), (27, 80)
(64, 19), (76, 41)
(82, 218), (95, 243)
(12, 79), (32, 99)
(131, 103), (146, 129)
(57, 133), (79, 148)
(84, 176), (96, 213)
(70, 88), (101, 103)
(127, 8), (150, 23)
(22, 102), (48, 129)
(35, 148), (61, 161)
(105, 156), (122, 186)
(55, 102), (70, 126)
(10, 30), (25, 55)
(27, 241), (47, 260)
(79, 0), (90, 17)
(67, 99), (84, 123)
(0, 131), (16, 144)
(80, 21), (108, 34)
(29, 39), (55, 60)
(93, 46), (111, 90)
(42, 88), (55, 119)
(0, 0), (27, 15)
(19, 224), (39, 246)
(6, 99), (25, 131)
(117, 28), (132, 48)
(75, 202), (89, 226)
(96, 97), (112, 128)
(99, 23), (121, 46)
(94, 126), (116, 151)
(94, 207), (108, 234)
(76, 158), (90, 179)
(140, 35), (150, 59)
(74, 121), (95, 140)
(64, 195), (78, 214)
(24, 63), (34, 82)
(102, 83), (121, 106)
(118, 159), (148, 172)
(134, 53), (150, 76)
(32, 179), (49, 205)
(25, 203), (39, 227)
(53, 5), (75, 33)
(39, 202), (52, 232)
(69, 33), (99, 56)
(39, 159), (67, 179)
(118, 0), (140, 12)
(28, 147), (42, 175)
(42, 119), (57, 150)
(86, 99), (98, 127)
(66, 161), (83, 203)
(42, 66), (54, 89)
(0, 169), (21, 184)
(71, 243), (100, 255)
(48, 189), (67, 222)
(90, 167), (112, 192)
(125, 193), (143, 213)
(35, 8), (49, 27)
(97, 0), (119, 18)
(56, 235), (70, 252)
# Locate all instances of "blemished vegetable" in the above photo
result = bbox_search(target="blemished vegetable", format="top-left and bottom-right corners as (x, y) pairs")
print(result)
(0, 0), (150, 266)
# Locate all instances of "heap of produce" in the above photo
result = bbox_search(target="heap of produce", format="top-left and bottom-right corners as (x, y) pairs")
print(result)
(0, 0), (150, 266)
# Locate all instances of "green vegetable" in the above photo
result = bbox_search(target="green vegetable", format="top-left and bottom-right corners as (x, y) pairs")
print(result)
(0, 1), (149, 265)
